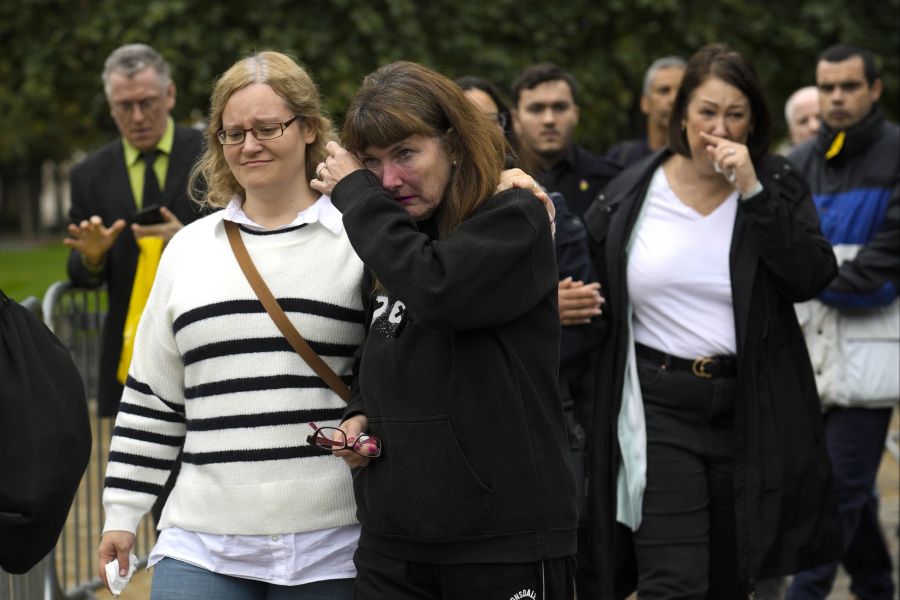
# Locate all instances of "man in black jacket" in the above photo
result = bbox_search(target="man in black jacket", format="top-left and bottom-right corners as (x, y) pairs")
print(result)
(511, 64), (613, 511)
(64, 43), (204, 419)
(511, 63), (620, 220)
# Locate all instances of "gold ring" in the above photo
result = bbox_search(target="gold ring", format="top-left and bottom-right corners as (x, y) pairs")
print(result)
(530, 179), (538, 192)
(316, 164), (327, 180)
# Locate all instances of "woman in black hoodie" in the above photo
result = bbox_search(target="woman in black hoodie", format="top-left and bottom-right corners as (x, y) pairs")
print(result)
(311, 61), (577, 600)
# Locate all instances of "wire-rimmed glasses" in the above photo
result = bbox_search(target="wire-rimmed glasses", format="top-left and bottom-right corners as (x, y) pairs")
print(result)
(306, 422), (382, 458)
(216, 116), (301, 145)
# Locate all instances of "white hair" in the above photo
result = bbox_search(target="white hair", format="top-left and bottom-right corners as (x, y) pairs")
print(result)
(784, 85), (818, 125)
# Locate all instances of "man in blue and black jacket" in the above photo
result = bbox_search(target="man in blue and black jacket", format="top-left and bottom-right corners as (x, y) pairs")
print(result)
(787, 43), (899, 600)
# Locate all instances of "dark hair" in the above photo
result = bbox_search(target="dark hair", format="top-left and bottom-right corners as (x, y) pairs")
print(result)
(818, 43), (880, 85)
(342, 62), (505, 237)
(668, 44), (771, 163)
(455, 76), (511, 120)
(510, 63), (578, 107)
(455, 75), (525, 169)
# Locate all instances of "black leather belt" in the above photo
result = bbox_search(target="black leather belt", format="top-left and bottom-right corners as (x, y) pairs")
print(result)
(635, 343), (737, 379)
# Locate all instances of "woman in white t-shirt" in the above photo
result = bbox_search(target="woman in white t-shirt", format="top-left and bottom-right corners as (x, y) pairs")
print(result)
(578, 44), (842, 599)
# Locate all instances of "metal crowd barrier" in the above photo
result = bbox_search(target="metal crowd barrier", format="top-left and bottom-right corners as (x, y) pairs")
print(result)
(18, 296), (42, 321)
(0, 556), (55, 600)
(2, 282), (154, 600)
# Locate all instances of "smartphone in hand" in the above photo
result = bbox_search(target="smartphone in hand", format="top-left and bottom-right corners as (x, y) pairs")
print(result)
(132, 204), (164, 225)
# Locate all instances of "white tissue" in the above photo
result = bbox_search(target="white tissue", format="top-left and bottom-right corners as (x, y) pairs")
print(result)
(713, 161), (737, 184)
(104, 552), (138, 597)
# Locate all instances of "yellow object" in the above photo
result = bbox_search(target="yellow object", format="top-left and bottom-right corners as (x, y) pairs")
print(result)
(122, 118), (174, 208)
(117, 237), (164, 383)
(825, 130), (845, 160)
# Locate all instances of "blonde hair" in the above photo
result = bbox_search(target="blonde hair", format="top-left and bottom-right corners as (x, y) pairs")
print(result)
(189, 51), (335, 209)
(341, 61), (505, 237)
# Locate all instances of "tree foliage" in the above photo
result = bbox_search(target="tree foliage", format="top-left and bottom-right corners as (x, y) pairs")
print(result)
(0, 0), (897, 166)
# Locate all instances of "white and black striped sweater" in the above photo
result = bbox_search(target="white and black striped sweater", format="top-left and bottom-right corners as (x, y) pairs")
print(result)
(102, 210), (366, 536)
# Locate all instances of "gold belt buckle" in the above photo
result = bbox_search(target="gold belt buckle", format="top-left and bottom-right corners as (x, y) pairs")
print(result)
(692, 356), (714, 378)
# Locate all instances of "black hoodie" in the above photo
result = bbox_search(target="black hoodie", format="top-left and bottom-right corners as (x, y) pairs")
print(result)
(331, 169), (578, 564)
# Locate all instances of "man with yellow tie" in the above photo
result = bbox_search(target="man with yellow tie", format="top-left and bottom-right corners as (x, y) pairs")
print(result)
(65, 43), (204, 420)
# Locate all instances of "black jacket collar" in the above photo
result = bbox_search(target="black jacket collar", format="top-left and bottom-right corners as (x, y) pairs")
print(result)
(816, 104), (884, 162)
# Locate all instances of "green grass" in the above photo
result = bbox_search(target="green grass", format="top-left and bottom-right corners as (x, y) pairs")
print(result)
(0, 242), (70, 302)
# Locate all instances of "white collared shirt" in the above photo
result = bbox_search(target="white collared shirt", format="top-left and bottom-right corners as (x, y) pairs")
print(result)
(222, 194), (345, 235)
(148, 525), (358, 585)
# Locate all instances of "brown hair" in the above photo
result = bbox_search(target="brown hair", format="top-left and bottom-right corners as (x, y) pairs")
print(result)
(668, 44), (772, 163)
(189, 50), (335, 209)
(341, 61), (506, 237)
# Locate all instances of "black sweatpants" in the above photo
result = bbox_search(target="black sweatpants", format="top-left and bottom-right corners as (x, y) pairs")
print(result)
(352, 546), (576, 600)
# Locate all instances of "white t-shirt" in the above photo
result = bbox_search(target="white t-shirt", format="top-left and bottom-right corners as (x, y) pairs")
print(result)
(628, 167), (738, 358)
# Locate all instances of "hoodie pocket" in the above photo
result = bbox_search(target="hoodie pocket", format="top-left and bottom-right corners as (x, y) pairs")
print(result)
(354, 416), (494, 540)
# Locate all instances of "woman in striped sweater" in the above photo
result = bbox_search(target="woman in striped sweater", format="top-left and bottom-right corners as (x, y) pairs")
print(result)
(97, 51), (366, 599)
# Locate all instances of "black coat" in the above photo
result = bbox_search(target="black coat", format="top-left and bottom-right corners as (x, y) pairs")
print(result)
(581, 150), (843, 598)
(0, 290), (90, 573)
(538, 144), (622, 219)
(67, 125), (204, 416)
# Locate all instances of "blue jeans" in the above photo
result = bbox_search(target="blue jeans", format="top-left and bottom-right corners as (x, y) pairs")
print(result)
(150, 557), (354, 600)
(787, 406), (895, 600)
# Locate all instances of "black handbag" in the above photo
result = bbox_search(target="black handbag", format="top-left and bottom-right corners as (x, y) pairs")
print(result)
(0, 289), (91, 573)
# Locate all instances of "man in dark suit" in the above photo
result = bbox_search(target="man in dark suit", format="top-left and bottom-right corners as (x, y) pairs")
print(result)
(64, 43), (203, 419)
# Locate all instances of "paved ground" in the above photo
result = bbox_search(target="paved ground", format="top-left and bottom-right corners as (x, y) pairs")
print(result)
(829, 422), (899, 600)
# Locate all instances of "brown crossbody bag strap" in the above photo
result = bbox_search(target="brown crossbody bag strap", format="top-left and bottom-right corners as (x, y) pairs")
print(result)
(224, 220), (352, 402)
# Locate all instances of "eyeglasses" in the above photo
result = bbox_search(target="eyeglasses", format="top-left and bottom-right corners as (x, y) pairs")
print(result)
(216, 116), (301, 145)
(306, 422), (382, 458)
(111, 96), (162, 117)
